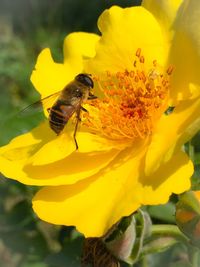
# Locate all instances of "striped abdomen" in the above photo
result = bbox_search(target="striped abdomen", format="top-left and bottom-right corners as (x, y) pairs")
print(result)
(49, 101), (76, 135)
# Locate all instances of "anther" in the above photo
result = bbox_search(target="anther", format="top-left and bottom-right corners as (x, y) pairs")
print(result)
(166, 65), (174, 75)
(136, 48), (142, 57)
(83, 50), (171, 142)
(140, 56), (145, 63)
(134, 76), (139, 82)
(153, 60), (157, 67)
(106, 71), (111, 77)
(130, 71), (135, 78)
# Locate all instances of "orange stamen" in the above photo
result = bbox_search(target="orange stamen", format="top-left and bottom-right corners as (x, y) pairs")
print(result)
(84, 49), (172, 142)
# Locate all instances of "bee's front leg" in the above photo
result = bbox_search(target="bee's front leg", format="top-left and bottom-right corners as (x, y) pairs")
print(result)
(81, 106), (88, 112)
(73, 107), (82, 150)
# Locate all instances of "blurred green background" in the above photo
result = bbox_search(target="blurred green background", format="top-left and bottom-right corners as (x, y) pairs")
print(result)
(0, 1), (200, 267)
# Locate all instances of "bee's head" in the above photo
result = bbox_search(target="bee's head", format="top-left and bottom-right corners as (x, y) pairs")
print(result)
(75, 73), (94, 89)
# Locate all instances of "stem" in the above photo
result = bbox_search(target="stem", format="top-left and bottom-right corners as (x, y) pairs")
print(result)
(151, 225), (200, 266)
(188, 247), (199, 267)
(192, 250), (199, 267)
(151, 224), (189, 244)
(188, 141), (195, 162)
(141, 256), (148, 267)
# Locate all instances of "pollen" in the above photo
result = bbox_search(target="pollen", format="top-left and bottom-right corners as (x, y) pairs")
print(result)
(84, 50), (172, 142)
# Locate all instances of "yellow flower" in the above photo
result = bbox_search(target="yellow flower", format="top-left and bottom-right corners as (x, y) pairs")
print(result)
(0, 1), (200, 237)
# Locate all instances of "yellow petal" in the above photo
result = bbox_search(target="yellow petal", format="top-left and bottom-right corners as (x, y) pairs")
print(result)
(0, 122), (54, 161)
(32, 128), (124, 165)
(63, 32), (100, 69)
(32, 148), (144, 237)
(86, 6), (167, 75)
(76, 131), (128, 153)
(32, 149), (192, 237)
(30, 132), (76, 166)
(145, 97), (200, 176)
(31, 48), (75, 98)
(141, 151), (192, 205)
(0, 121), (76, 164)
(25, 149), (119, 185)
(0, 129), (119, 186)
(142, 0), (200, 103)
(0, 151), (119, 187)
(168, 0), (200, 103)
(31, 32), (99, 99)
(142, 0), (182, 41)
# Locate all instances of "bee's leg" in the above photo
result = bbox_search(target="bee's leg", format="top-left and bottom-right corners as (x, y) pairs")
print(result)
(81, 106), (88, 112)
(88, 92), (97, 100)
(73, 108), (81, 150)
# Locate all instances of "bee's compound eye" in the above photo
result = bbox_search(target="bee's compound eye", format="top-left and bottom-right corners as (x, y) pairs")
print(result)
(75, 73), (94, 88)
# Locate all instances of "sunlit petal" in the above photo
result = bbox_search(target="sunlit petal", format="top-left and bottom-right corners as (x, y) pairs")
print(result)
(32, 148), (143, 237)
(145, 98), (200, 176)
(86, 6), (167, 74)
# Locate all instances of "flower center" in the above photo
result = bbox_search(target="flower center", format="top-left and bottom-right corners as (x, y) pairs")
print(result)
(84, 49), (173, 142)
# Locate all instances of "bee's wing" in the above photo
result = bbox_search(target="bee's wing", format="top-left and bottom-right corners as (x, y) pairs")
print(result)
(19, 91), (61, 117)
(0, 91), (63, 145)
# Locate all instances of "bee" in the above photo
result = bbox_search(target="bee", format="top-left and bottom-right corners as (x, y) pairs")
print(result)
(22, 73), (97, 149)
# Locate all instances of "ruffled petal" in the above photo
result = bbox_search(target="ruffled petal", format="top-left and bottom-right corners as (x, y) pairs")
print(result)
(63, 32), (99, 69)
(31, 48), (75, 99)
(142, 0), (200, 103)
(32, 149), (192, 237)
(168, 0), (200, 103)
(1, 117), (125, 185)
(32, 147), (144, 237)
(0, 122), (54, 161)
(86, 6), (167, 75)
(0, 149), (119, 186)
(31, 32), (99, 99)
(141, 151), (192, 204)
(0, 122), (75, 163)
(142, 0), (182, 41)
(145, 97), (200, 176)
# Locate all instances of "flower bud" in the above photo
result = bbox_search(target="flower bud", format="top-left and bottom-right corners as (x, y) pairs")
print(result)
(176, 191), (200, 246)
(103, 210), (152, 265)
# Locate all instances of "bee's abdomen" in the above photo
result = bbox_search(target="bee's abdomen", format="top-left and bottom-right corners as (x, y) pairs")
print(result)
(48, 102), (75, 135)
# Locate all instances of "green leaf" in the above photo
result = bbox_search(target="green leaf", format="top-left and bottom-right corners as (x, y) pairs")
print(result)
(147, 203), (176, 223)
(127, 210), (152, 264)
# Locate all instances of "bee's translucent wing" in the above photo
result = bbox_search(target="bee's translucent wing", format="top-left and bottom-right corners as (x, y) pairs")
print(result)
(0, 91), (62, 145)
(19, 91), (61, 116)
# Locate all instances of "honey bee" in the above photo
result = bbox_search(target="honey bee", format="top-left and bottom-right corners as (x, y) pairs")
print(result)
(23, 73), (97, 149)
